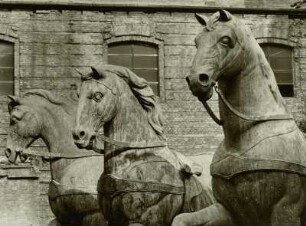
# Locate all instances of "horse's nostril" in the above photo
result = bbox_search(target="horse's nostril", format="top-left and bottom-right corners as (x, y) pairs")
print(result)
(80, 131), (85, 137)
(199, 73), (210, 84)
(186, 77), (191, 86)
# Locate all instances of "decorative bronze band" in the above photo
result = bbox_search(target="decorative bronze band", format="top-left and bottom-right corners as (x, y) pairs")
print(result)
(98, 174), (185, 198)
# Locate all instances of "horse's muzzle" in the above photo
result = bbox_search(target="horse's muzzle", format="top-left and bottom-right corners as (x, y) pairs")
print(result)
(73, 128), (96, 150)
(186, 74), (214, 101)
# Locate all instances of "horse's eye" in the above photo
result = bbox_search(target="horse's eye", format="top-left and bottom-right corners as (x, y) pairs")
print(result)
(220, 36), (231, 46)
(93, 92), (103, 102)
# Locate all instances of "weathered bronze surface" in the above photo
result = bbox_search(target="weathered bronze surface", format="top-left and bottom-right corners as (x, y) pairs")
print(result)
(73, 64), (232, 226)
(185, 10), (306, 225)
(6, 90), (106, 226)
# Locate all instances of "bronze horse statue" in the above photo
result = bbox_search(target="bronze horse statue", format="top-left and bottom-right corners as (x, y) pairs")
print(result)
(72, 64), (234, 226)
(5, 90), (106, 226)
(185, 10), (306, 225)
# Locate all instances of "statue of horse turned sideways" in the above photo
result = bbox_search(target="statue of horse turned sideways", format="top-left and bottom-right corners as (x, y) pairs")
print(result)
(72, 64), (234, 226)
(5, 90), (106, 226)
(184, 10), (306, 225)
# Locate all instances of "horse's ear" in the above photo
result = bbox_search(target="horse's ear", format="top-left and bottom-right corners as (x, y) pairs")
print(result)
(91, 66), (103, 80)
(8, 95), (20, 104)
(218, 10), (232, 21)
(195, 13), (208, 26)
(7, 95), (20, 112)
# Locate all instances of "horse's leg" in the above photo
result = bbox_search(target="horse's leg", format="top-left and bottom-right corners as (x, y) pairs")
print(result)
(81, 211), (106, 226)
(271, 174), (305, 226)
(172, 203), (235, 226)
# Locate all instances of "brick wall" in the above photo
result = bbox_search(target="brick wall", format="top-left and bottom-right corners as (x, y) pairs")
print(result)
(0, 2), (305, 224)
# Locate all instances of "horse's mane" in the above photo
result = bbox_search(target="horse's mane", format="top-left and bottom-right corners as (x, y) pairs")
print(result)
(23, 89), (76, 116)
(84, 65), (164, 137)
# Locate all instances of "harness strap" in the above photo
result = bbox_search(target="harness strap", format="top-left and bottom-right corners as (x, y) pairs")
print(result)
(215, 86), (293, 122)
(18, 147), (102, 160)
(202, 86), (293, 126)
(98, 174), (185, 198)
(98, 133), (167, 149)
(202, 101), (223, 126)
(97, 133), (167, 162)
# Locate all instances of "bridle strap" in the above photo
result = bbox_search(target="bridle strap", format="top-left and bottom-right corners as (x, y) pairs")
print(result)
(97, 133), (167, 162)
(202, 101), (224, 126)
(215, 86), (293, 122)
(98, 133), (167, 149)
(18, 147), (102, 160)
(202, 85), (293, 126)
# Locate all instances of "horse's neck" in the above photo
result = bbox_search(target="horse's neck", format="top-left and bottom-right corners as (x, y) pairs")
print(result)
(40, 106), (79, 180)
(219, 51), (292, 147)
(104, 94), (160, 173)
(106, 96), (160, 146)
(42, 109), (77, 154)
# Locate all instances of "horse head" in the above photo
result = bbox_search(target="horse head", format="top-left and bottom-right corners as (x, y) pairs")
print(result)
(6, 95), (43, 163)
(187, 10), (255, 101)
(73, 64), (164, 151)
(73, 66), (119, 150)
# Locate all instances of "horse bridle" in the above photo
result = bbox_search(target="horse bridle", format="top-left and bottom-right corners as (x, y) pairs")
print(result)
(12, 147), (102, 162)
(202, 85), (293, 126)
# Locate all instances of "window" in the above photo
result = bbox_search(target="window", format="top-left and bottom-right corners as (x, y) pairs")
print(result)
(0, 41), (14, 95)
(260, 44), (293, 97)
(108, 42), (159, 95)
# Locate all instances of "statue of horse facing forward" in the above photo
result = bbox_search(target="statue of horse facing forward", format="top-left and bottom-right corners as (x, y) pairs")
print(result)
(5, 90), (106, 226)
(72, 64), (234, 226)
(185, 10), (306, 225)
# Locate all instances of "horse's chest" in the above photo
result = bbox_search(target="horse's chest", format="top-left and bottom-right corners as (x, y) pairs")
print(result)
(211, 127), (306, 179)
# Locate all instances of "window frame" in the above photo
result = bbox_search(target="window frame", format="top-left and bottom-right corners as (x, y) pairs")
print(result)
(104, 36), (165, 101)
(0, 32), (19, 99)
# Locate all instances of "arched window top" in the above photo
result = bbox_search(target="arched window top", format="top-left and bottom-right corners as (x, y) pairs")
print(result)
(260, 43), (293, 97)
(108, 41), (160, 95)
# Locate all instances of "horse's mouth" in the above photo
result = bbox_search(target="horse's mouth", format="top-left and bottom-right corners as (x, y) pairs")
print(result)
(189, 85), (214, 102)
(75, 137), (96, 150)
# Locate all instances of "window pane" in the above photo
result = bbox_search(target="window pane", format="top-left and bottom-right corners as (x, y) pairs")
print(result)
(260, 43), (293, 97)
(133, 44), (158, 55)
(0, 42), (13, 52)
(108, 55), (133, 68)
(278, 84), (294, 97)
(134, 56), (158, 68)
(108, 44), (132, 54)
(132, 69), (158, 82)
(0, 54), (13, 67)
(270, 57), (292, 70)
(0, 68), (14, 81)
(0, 82), (13, 95)
(269, 46), (291, 57)
(274, 72), (293, 84)
(148, 82), (159, 96)
(108, 42), (159, 96)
